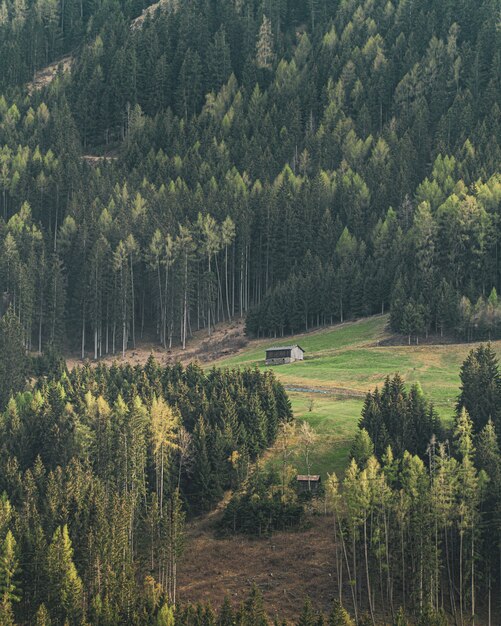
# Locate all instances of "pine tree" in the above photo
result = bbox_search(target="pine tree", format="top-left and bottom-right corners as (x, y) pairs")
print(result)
(35, 604), (52, 626)
(350, 429), (374, 467)
(457, 344), (501, 433)
(243, 585), (268, 626)
(297, 598), (316, 626)
(191, 417), (217, 512)
(218, 597), (235, 626)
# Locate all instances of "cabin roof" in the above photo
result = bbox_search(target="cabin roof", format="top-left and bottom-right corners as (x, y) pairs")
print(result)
(266, 344), (304, 353)
(296, 475), (321, 482)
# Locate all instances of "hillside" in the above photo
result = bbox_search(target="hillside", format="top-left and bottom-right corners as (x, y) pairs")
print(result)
(0, 0), (499, 622)
(0, 0), (499, 361)
(172, 315), (498, 623)
(66, 312), (501, 479)
(213, 315), (501, 477)
(216, 315), (473, 415)
(178, 512), (337, 621)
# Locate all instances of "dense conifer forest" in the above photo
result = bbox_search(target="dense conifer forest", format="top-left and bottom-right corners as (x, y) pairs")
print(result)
(0, 350), (293, 624)
(0, 0), (501, 623)
(0, 0), (498, 353)
(3, 317), (501, 624)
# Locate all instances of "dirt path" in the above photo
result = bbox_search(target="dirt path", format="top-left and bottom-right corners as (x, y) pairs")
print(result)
(285, 385), (366, 398)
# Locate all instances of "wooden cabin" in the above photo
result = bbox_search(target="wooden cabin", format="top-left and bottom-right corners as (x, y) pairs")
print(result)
(265, 344), (304, 365)
(296, 475), (321, 493)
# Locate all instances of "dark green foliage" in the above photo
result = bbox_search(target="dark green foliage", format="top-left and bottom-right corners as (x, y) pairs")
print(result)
(0, 0), (499, 622)
(31, 345), (66, 379)
(297, 599), (317, 626)
(241, 586), (268, 626)
(0, 308), (27, 409)
(0, 0), (498, 352)
(220, 466), (303, 536)
(456, 343), (501, 433)
(359, 375), (442, 458)
(0, 359), (289, 623)
(217, 597), (234, 626)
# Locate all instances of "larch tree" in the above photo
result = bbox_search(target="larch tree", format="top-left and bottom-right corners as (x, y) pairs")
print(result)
(175, 225), (195, 350)
(0, 530), (20, 626)
(221, 216), (236, 322)
(197, 213), (221, 337)
(46, 525), (83, 626)
(256, 15), (274, 70)
(150, 397), (180, 514)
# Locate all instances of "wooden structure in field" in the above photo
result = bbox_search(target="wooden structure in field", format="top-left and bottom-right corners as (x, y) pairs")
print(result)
(265, 344), (304, 365)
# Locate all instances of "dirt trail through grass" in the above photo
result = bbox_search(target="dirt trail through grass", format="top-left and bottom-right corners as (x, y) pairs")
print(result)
(285, 385), (365, 398)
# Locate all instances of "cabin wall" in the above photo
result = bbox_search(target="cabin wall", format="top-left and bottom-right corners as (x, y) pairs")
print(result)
(265, 356), (293, 365)
(297, 480), (320, 493)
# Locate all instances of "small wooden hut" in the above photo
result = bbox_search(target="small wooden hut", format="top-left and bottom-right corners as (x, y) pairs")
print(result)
(265, 345), (304, 365)
(296, 474), (321, 493)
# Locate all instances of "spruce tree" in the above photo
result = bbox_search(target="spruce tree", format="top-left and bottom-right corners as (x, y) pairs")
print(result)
(0, 307), (27, 408)
(457, 344), (501, 433)
(256, 16), (274, 71)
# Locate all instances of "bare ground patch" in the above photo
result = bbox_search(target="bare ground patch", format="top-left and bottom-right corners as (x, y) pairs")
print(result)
(177, 512), (337, 620)
(65, 319), (248, 370)
(27, 55), (73, 94)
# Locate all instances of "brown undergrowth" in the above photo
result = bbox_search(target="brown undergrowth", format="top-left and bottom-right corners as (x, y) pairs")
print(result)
(65, 319), (248, 370)
(177, 511), (337, 620)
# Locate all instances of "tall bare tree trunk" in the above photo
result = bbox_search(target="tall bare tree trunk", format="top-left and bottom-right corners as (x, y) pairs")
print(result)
(364, 518), (376, 625)
(130, 253), (135, 348)
(81, 309), (85, 359)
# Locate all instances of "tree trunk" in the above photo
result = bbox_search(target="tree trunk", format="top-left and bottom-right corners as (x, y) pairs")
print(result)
(459, 528), (464, 626)
(130, 253), (135, 348)
(159, 446), (164, 515)
(183, 252), (188, 350)
(157, 261), (164, 347)
(471, 527), (475, 626)
(81, 308), (85, 359)
(208, 255), (212, 336)
(364, 518), (376, 625)
(338, 517), (358, 623)
(225, 244), (231, 321)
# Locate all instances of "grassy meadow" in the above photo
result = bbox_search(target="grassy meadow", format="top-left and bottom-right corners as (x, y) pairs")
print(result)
(215, 315), (501, 478)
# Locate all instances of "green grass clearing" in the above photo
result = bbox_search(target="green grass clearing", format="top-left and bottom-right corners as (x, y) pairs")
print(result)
(288, 393), (364, 478)
(215, 315), (501, 477)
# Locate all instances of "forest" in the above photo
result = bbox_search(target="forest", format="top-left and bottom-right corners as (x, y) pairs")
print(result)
(2, 305), (501, 624)
(0, 324), (293, 624)
(0, 0), (500, 623)
(0, 0), (498, 354)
